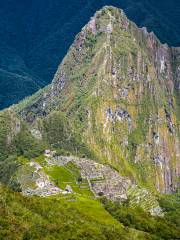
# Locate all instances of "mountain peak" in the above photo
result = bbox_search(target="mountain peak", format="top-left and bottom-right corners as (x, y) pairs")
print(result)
(86, 6), (129, 34)
(11, 6), (179, 195)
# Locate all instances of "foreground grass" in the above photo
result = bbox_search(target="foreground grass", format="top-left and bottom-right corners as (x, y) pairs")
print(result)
(0, 184), (150, 240)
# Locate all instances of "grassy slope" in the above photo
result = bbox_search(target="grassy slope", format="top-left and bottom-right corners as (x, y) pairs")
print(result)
(0, 184), (150, 240)
(44, 162), (93, 196)
(1, 184), (179, 239)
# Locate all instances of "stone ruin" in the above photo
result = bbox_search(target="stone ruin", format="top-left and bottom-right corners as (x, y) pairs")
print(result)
(47, 156), (131, 202)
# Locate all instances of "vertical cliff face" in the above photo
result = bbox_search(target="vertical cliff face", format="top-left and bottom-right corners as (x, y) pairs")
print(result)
(15, 6), (180, 194)
(172, 47), (180, 90)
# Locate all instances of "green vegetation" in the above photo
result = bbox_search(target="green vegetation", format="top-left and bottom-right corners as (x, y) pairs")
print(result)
(13, 87), (48, 114)
(127, 186), (160, 212)
(12, 124), (44, 159)
(159, 194), (180, 228)
(45, 164), (93, 196)
(101, 196), (180, 240)
(0, 111), (20, 189)
(84, 33), (97, 49)
(0, 184), (150, 240)
(174, 89), (180, 122)
(42, 111), (96, 159)
(0, 155), (20, 191)
(0, 110), (14, 161)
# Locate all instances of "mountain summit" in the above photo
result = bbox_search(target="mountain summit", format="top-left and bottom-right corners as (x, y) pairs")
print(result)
(0, 6), (180, 239)
(12, 6), (180, 193)
(1, 0), (180, 110)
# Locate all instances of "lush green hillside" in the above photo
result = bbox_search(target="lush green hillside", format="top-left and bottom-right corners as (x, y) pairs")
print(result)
(0, 184), (179, 239)
(1, 184), (154, 240)
(101, 195), (180, 240)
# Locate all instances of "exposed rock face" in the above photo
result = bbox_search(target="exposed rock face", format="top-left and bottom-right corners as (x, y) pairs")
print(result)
(12, 6), (180, 194)
(172, 47), (180, 90)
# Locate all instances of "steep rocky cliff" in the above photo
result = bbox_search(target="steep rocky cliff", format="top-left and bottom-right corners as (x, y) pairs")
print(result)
(12, 6), (180, 195)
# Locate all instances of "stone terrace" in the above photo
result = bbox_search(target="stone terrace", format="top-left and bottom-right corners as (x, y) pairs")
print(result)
(47, 156), (131, 201)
